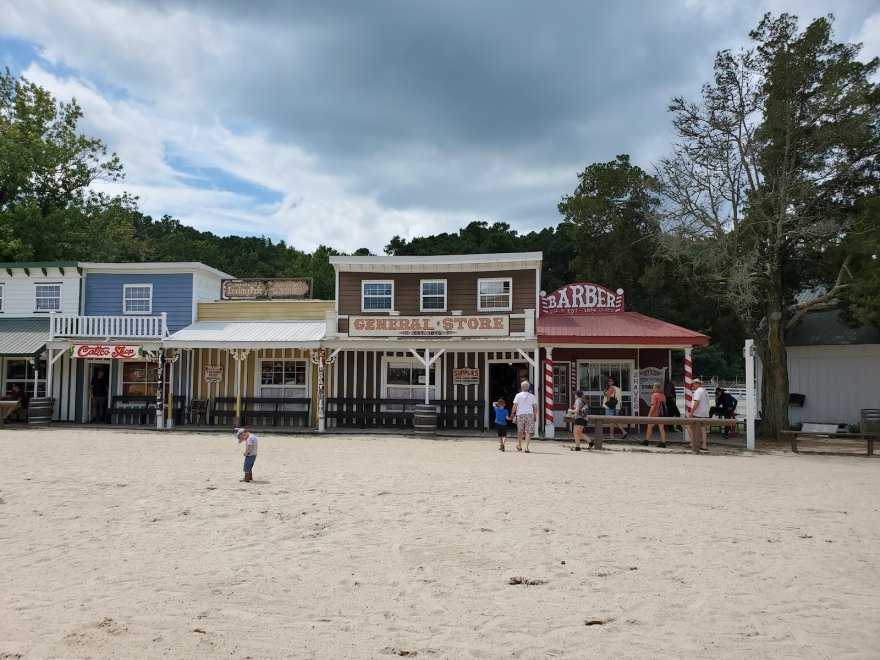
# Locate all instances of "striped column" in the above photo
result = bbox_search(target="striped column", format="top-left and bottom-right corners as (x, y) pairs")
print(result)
(684, 348), (693, 414)
(570, 361), (577, 402)
(544, 348), (554, 439)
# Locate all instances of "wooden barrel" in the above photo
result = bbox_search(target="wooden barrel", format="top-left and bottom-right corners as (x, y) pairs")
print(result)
(28, 397), (55, 426)
(413, 404), (437, 434)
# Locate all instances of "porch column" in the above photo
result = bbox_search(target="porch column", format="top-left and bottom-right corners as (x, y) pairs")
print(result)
(230, 349), (251, 427)
(46, 349), (53, 401)
(155, 348), (165, 430)
(310, 348), (339, 433)
(744, 339), (756, 450)
(683, 348), (693, 443)
(165, 350), (180, 429)
(543, 347), (555, 439)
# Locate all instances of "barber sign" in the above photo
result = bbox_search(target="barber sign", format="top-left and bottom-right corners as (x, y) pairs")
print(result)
(540, 283), (625, 314)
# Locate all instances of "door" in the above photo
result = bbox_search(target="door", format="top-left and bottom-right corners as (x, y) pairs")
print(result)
(552, 363), (569, 427)
(488, 362), (529, 426)
(83, 361), (111, 423)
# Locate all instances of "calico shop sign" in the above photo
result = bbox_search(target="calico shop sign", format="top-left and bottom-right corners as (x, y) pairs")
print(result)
(540, 283), (625, 314)
(70, 344), (141, 359)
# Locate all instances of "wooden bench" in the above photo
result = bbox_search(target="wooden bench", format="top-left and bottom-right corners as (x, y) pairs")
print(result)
(212, 396), (311, 428)
(587, 415), (737, 452)
(0, 400), (23, 428)
(108, 395), (156, 425)
(326, 398), (486, 430)
(780, 422), (876, 456)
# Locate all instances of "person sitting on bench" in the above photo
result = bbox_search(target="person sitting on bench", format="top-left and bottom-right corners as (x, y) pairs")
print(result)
(710, 388), (738, 438)
(2, 384), (25, 421)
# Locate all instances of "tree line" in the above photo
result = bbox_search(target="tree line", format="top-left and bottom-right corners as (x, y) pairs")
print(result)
(2, 13), (878, 435)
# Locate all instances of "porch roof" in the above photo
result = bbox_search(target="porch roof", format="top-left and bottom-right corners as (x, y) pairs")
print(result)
(0, 318), (49, 358)
(163, 320), (326, 349)
(538, 312), (709, 348)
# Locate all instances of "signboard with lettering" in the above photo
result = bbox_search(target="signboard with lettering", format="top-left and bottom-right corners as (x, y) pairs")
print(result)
(349, 315), (509, 337)
(221, 278), (312, 300)
(204, 365), (223, 383)
(452, 368), (480, 385)
(636, 367), (667, 409)
(70, 344), (141, 359)
(540, 283), (625, 314)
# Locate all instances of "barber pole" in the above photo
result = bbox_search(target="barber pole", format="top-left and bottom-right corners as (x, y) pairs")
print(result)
(544, 349), (554, 439)
(684, 348), (693, 414)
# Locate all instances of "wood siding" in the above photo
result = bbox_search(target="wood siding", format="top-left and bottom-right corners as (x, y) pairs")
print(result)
(197, 300), (334, 321)
(337, 270), (537, 316)
(0, 270), (81, 316)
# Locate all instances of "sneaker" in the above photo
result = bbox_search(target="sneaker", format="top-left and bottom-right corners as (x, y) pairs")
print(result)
(657, 442), (667, 448)
(641, 439), (650, 446)
(500, 444), (506, 452)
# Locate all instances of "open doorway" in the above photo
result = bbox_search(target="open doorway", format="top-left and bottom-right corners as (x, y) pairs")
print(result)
(83, 362), (111, 423)
(488, 362), (529, 426)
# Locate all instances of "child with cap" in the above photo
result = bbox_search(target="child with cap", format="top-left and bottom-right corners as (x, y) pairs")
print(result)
(235, 427), (258, 482)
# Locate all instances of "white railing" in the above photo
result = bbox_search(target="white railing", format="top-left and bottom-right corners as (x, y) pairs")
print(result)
(50, 312), (168, 340)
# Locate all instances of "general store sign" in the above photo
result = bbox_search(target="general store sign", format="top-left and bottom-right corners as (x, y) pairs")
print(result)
(349, 315), (509, 337)
(540, 282), (625, 314)
(204, 365), (223, 383)
(222, 278), (312, 300)
(70, 344), (141, 359)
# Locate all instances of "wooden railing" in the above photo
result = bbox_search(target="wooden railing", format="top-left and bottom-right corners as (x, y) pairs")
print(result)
(50, 312), (168, 339)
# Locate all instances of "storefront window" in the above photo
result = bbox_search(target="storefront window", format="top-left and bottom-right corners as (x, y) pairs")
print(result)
(577, 361), (633, 411)
(385, 360), (437, 406)
(5, 359), (46, 398)
(121, 361), (159, 396)
(259, 360), (308, 411)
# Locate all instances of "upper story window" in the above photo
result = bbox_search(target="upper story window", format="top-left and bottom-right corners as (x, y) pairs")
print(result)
(477, 278), (512, 311)
(362, 280), (394, 311)
(35, 283), (61, 312)
(420, 279), (447, 312)
(124, 284), (153, 314)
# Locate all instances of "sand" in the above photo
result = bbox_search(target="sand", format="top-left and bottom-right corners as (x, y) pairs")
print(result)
(1, 428), (878, 659)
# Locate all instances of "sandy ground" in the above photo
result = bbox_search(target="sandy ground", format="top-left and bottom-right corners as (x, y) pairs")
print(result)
(1, 428), (879, 659)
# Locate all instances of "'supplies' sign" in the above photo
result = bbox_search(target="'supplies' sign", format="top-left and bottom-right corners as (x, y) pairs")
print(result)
(452, 368), (480, 385)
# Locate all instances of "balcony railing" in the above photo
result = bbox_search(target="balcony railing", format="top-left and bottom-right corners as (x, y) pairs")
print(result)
(50, 312), (168, 340)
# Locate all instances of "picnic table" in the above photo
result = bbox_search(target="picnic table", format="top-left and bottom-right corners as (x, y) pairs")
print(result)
(587, 415), (737, 452)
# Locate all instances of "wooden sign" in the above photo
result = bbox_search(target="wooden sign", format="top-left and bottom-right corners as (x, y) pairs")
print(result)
(204, 365), (223, 383)
(70, 344), (140, 359)
(540, 283), (625, 314)
(222, 278), (312, 300)
(350, 315), (509, 337)
(452, 368), (480, 385)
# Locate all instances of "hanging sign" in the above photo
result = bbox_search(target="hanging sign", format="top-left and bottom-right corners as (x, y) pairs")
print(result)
(204, 365), (223, 383)
(540, 283), (625, 314)
(452, 368), (480, 385)
(70, 344), (141, 359)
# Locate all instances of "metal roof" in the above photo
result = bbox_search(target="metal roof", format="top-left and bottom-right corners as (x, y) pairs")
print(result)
(330, 252), (543, 273)
(163, 321), (326, 349)
(537, 312), (709, 348)
(787, 310), (880, 346)
(0, 318), (50, 357)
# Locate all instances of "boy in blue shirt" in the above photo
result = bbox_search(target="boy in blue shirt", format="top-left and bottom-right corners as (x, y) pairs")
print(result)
(492, 398), (511, 451)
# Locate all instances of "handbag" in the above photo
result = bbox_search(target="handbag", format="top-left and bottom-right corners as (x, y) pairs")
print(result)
(606, 395), (618, 408)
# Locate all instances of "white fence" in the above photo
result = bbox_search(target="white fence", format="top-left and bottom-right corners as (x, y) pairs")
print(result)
(50, 312), (168, 340)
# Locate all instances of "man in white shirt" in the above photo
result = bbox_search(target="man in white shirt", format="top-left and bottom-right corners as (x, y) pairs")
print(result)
(690, 378), (709, 450)
(511, 380), (539, 453)
(236, 427), (259, 482)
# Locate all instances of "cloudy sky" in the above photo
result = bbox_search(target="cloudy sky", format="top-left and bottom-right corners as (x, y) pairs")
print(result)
(2, 1), (878, 254)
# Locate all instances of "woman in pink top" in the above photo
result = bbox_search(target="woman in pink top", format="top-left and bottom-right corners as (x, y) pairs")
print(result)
(643, 382), (667, 448)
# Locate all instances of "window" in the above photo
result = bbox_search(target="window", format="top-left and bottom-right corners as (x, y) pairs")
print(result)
(362, 280), (393, 311)
(477, 278), (512, 311)
(577, 361), (633, 412)
(121, 361), (159, 396)
(420, 279), (447, 312)
(5, 359), (47, 399)
(35, 283), (61, 312)
(259, 360), (308, 412)
(384, 359), (437, 406)
(124, 284), (153, 314)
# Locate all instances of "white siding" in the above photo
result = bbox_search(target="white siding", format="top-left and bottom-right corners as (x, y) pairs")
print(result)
(0, 270), (81, 316)
(194, 271), (223, 304)
(788, 344), (880, 426)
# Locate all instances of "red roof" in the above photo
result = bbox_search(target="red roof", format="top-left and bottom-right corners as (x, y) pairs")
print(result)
(538, 312), (709, 347)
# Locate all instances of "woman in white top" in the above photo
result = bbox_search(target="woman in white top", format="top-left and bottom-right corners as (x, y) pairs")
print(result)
(601, 378), (628, 441)
(511, 380), (539, 453)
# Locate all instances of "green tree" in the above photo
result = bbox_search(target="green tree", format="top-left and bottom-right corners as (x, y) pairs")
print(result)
(0, 69), (134, 260)
(658, 14), (880, 435)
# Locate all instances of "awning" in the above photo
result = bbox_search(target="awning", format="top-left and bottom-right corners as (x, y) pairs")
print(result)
(163, 320), (326, 349)
(538, 312), (709, 348)
(0, 318), (50, 358)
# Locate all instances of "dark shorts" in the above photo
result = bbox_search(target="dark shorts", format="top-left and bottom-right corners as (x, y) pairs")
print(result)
(574, 417), (587, 427)
(496, 424), (508, 438)
(243, 455), (257, 472)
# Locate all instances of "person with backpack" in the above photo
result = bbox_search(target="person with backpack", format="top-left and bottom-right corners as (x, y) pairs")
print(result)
(711, 388), (738, 439)
(643, 382), (668, 448)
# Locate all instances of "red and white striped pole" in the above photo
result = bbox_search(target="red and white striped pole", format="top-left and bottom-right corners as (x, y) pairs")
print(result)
(544, 348), (554, 439)
(684, 348), (693, 442)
